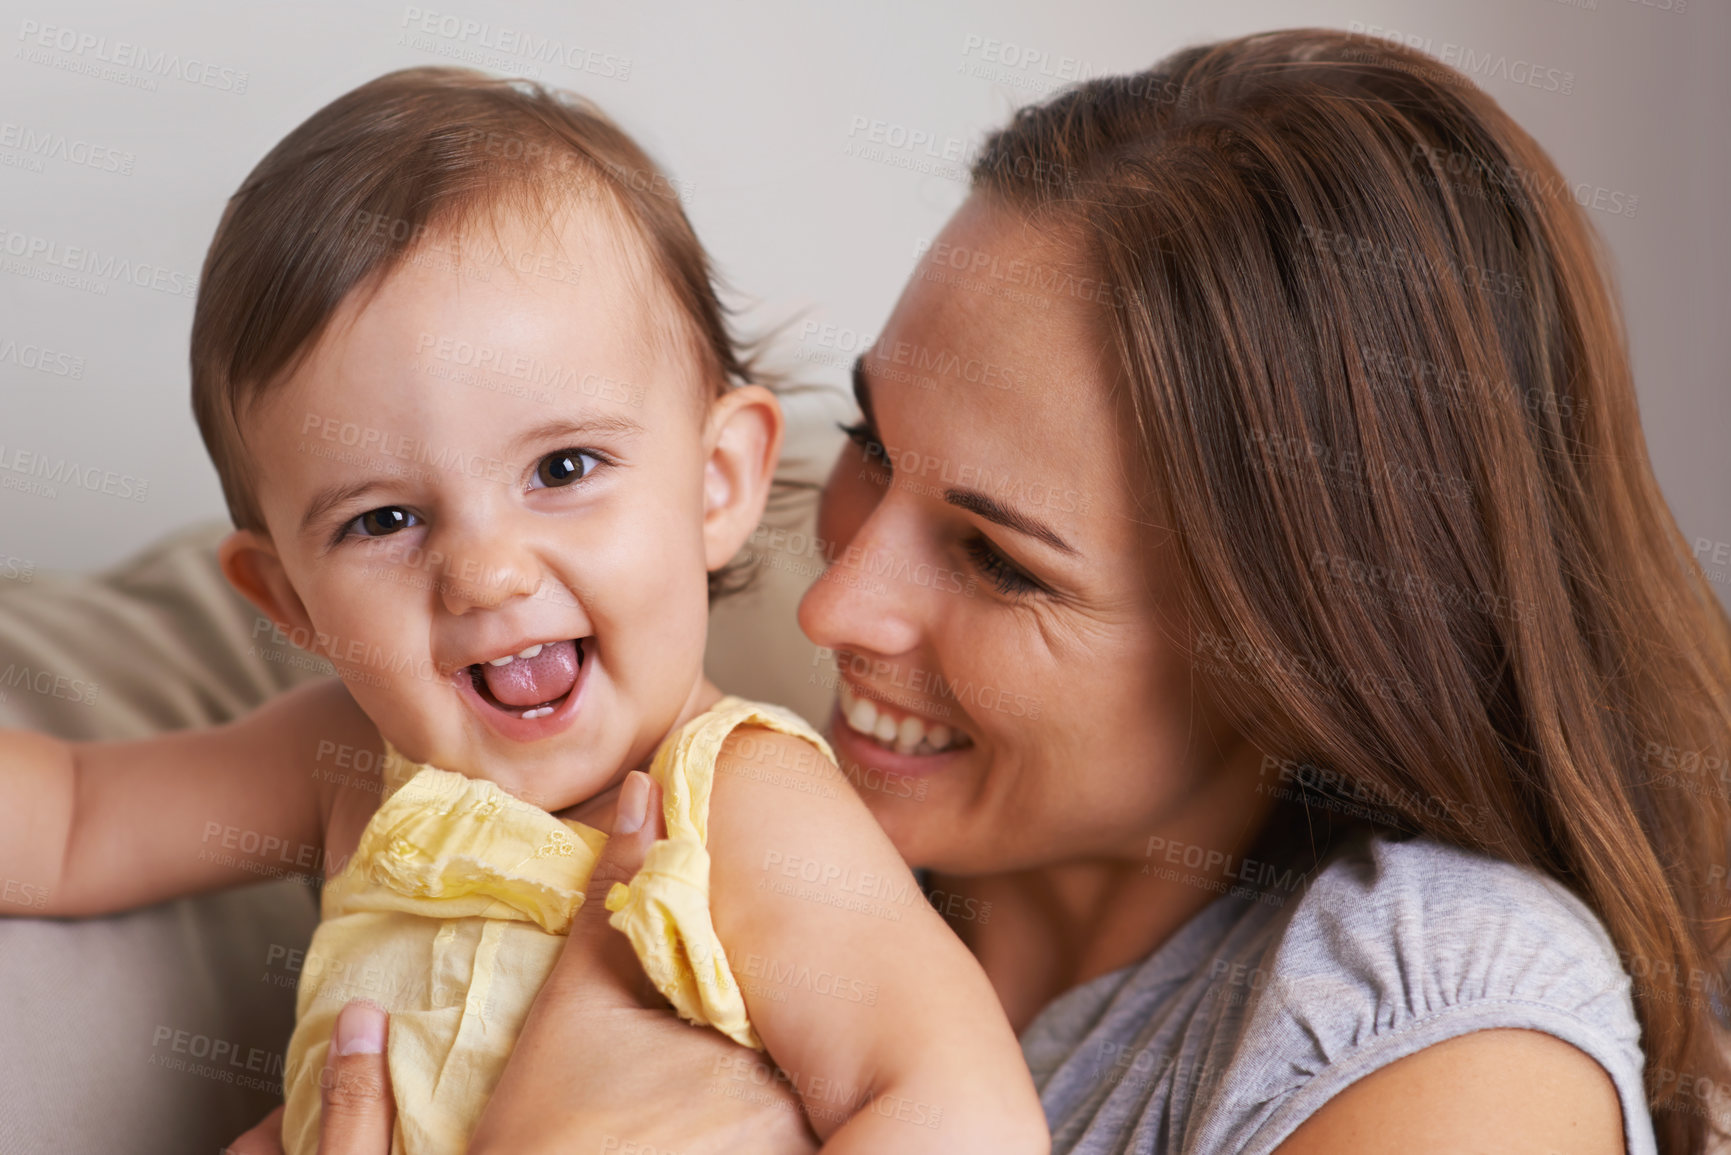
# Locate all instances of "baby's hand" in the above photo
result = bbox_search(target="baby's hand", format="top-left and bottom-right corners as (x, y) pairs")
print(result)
(226, 1001), (395, 1155)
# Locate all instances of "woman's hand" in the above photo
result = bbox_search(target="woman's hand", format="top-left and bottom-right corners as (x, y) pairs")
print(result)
(225, 1000), (395, 1154)
(467, 770), (819, 1155)
(228, 770), (817, 1155)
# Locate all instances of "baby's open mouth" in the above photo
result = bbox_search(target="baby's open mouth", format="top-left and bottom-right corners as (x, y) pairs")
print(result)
(466, 638), (585, 720)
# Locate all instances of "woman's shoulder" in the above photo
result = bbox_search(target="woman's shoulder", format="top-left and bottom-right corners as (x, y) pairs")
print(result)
(1022, 828), (1656, 1155)
(1207, 829), (1654, 1154)
(1283, 829), (1634, 999)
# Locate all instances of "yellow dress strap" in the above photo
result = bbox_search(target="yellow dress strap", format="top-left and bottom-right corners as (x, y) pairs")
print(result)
(604, 695), (834, 1050)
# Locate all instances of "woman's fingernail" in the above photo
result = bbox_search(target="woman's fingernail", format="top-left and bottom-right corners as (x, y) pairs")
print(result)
(616, 771), (649, 834)
(333, 1000), (386, 1056)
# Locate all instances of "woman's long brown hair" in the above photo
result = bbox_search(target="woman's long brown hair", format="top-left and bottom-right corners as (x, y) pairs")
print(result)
(973, 28), (1731, 1152)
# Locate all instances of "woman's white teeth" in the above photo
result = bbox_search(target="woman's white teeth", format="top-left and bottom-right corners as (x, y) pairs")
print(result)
(872, 712), (899, 745)
(846, 695), (879, 735)
(897, 715), (923, 749)
(837, 682), (965, 754)
(488, 642), (547, 667)
(520, 705), (555, 720)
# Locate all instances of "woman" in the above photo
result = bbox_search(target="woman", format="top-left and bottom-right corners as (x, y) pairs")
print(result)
(238, 27), (1731, 1155)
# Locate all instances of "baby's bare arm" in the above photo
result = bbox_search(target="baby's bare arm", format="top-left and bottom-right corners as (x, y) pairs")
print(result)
(707, 728), (1049, 1155)
(0, 677), (377, 917)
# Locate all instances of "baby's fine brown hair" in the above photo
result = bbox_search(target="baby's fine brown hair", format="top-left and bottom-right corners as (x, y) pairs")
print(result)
(190, 66), (761, 598)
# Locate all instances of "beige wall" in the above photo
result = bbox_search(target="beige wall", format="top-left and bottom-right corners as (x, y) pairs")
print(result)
(2, 0), (1723, 727)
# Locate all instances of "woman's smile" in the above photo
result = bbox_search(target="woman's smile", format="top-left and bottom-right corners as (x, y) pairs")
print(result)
(827, 670), (977, 779)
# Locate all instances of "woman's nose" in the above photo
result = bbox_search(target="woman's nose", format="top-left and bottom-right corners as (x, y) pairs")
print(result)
(797, 502), (927, 661)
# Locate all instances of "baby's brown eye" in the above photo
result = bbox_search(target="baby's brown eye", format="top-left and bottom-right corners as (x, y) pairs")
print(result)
(532, 448), (600, 489)
(358, 508), (414, 537)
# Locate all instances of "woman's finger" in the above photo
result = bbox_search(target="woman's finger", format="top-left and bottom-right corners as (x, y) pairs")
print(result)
(546, 770), (666, 1004)
(316, 1000), (394, 1155)
(223, 1105), (286, 1155)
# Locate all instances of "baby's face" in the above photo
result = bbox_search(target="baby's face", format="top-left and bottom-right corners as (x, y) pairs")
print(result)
(239, 203), (722, 809)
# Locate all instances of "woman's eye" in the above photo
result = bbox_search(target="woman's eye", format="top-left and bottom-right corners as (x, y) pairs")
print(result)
(965, 536), (1043, 598)
(532, 448), (602, 489)
(837, 419), (889, 471)
(342, 507), (417, 541)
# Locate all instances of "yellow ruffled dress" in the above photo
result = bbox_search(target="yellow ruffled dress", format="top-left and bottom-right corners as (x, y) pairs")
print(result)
(280, 695), (833, 1155)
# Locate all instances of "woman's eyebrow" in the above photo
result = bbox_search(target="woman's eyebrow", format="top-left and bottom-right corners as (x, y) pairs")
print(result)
(944, 488), (1078, 555)
(853, 355), (1078, 555)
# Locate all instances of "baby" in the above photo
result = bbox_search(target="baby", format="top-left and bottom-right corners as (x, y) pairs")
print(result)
(0, 67), (1046, 1154)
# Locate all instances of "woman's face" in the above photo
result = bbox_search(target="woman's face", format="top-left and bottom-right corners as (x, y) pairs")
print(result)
(799, 195), (1263, 875)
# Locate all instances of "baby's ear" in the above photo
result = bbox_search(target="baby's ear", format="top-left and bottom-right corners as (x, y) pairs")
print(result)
(701, 384), (784, 571)
(218, 528), (317, 643)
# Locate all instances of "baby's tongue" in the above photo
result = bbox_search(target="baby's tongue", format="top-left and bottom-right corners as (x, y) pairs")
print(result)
(479, 640), (579, 707)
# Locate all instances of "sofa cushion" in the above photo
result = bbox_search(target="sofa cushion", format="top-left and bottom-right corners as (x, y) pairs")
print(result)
(0, 522), (324, 1155)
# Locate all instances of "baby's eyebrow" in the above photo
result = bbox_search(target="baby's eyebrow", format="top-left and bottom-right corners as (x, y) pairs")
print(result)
(508, 413), (645, 455)
(301, 478), (388, 538)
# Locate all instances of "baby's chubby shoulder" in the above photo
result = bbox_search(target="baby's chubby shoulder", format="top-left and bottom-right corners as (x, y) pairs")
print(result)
(704, 722), (903, 912)
(288, 678), (386, 788)
(711, 723), (846, 802)
(263, 678), (386, 851)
